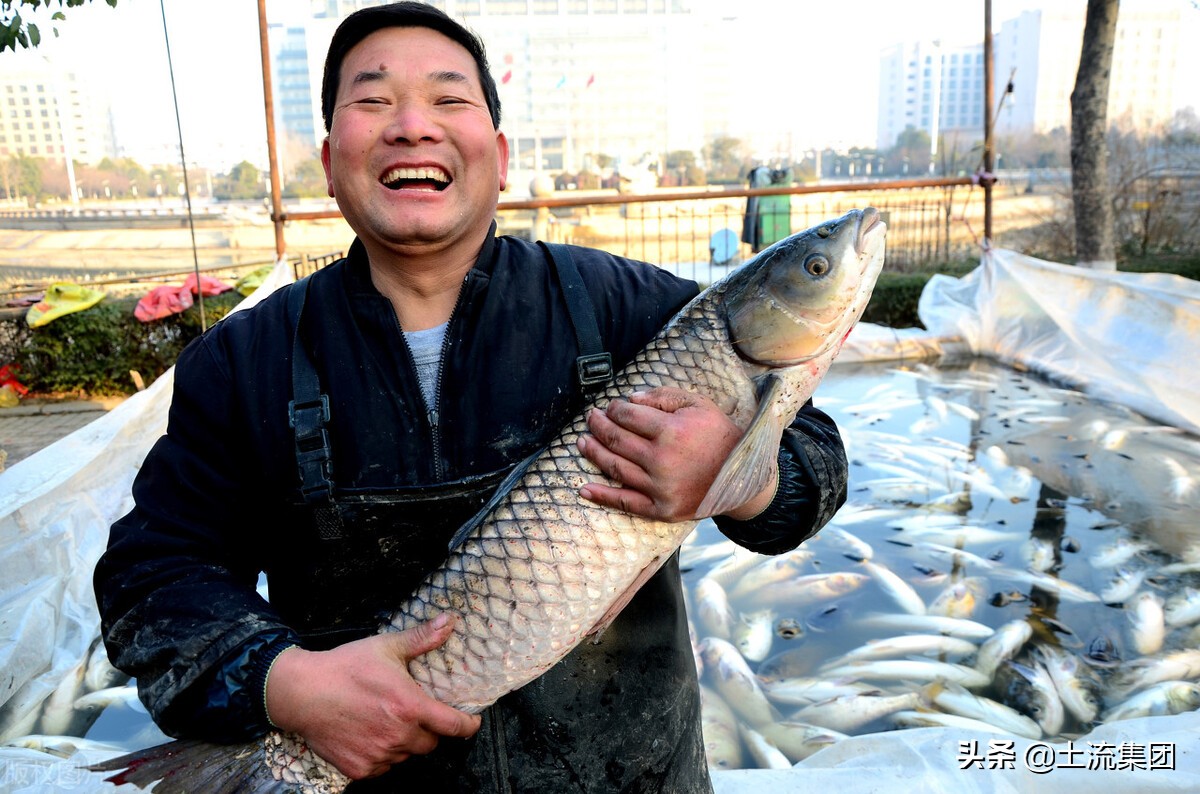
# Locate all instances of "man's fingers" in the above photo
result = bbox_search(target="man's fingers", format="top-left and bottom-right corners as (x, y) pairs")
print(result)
(386, 613), (456, 660)
(420, 702), (483, 739)
(578, 481), (654, 516)
(626, 386), (702, 413)
(599, 398), (667, 441)
(578, 425), (651, 490)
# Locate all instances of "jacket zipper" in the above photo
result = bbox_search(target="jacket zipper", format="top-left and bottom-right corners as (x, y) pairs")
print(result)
(394, 271), (472, 483)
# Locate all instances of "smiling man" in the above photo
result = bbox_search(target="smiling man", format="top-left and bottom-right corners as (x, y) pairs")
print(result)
(93, 3), (849, 791)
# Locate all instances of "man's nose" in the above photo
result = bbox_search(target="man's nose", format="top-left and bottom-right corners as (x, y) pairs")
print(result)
(383, 102), (442, 144)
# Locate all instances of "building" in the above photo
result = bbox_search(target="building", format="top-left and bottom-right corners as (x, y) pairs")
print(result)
(0, 50), (116, 165)
(877, 40), (984, 162)
(269, 0), (739, 187)
(878, 2), (1196, 155)
(994, 4), (1189, 138)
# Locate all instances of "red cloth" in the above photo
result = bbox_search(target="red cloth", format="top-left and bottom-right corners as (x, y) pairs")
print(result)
(135, 285), (194, 323)
(134, 274), (232, 322)
(183, 274), (233, 297)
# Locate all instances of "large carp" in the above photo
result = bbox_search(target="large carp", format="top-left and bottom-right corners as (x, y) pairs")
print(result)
(90, 207), (886, 791)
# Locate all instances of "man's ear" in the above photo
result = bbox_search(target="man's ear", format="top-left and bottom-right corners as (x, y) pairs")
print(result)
(496, 130), (509, 192)
(321, 137), (335, 198)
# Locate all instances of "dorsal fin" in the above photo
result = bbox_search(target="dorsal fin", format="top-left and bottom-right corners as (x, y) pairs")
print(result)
(446, 449), (543, 551)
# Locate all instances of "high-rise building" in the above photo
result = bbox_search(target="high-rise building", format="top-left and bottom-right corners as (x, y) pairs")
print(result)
(0, 50), (116, 165)
(994, 4), (1188, 137)
(877, 40), (984, 158)
(878, 2), (1195, 153)
(269, 0), (737, 183)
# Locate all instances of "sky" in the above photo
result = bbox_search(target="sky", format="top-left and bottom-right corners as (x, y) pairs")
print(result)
(13, 0), (1200, 172)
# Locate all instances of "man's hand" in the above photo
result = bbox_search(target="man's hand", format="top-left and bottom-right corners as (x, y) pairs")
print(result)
(264, 614), (481, 780)
(576, 386), (776, 521)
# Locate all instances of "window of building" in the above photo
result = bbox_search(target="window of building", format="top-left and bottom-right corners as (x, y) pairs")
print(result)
(593, 0), (617, 12)
(485, 1), (526, 14)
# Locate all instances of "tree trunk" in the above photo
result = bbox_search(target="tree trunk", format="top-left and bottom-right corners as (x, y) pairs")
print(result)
(1070, 0), (1119, 270)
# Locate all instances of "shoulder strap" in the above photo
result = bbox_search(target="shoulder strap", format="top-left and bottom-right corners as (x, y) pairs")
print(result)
(537, 241), (613, 396)
(286, 274), (344, 539)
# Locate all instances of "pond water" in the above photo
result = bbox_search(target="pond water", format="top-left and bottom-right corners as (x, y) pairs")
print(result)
(20, 358), (1200, 773)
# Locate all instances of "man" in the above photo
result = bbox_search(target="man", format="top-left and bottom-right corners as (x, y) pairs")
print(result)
(94, 3), (848, 790)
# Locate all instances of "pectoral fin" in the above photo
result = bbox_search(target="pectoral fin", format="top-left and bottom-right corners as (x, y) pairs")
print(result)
(696, 374), (787, 518)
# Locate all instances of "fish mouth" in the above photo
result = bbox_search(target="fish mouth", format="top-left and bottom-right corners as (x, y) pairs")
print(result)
(380, 165), (451, 192)
(856, 207), (884, 256)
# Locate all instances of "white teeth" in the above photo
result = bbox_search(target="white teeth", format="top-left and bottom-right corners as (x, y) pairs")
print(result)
(381, 167), (449, 185)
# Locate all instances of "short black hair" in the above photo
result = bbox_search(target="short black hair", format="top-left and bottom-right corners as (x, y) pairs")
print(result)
(320, 1), (502, 133)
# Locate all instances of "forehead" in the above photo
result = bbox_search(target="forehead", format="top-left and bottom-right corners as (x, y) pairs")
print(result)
(339, 26), (479, 85)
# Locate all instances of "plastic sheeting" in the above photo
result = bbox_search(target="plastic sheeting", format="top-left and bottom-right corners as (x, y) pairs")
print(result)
(916, 247), (1200, 436)
(3, 248), (1200, 791)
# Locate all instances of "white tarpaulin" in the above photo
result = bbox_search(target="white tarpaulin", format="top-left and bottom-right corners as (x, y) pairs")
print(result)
(915, 247), (1200, 435)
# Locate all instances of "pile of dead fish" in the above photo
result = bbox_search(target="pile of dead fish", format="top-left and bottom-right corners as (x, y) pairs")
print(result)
(683, 359), (1200, 770)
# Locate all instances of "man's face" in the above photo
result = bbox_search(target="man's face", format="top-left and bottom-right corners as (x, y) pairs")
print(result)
(322, 26), (508, 256)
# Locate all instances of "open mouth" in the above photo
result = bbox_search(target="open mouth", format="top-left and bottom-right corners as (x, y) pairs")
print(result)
(381, 166), (451, 192)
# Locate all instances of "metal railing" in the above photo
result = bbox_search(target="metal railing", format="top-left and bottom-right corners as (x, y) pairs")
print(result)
(0, 176), (1038, 299)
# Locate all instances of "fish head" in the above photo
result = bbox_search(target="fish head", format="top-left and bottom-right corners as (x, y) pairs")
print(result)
(726, 207), (886, 366)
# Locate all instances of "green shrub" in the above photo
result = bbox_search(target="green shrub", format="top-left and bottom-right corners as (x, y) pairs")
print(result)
(862, 273), (932, 329)
(0, 291), (243, 395)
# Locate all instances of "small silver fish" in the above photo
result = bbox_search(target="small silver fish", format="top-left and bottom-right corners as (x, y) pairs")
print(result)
(1032, 644), (1102, 725)
(973, 619), (1033, 679)
(1101, 680), (1200, 722)
(732, 609), (777, 663)
(1126, 591), (1166, 656)
(700, 637), (778, 728)
(997, 659), (1064, 737)
(789, 691), (922, 733)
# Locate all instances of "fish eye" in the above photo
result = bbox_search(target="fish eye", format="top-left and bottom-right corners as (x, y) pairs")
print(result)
(804, 254), (831, 277)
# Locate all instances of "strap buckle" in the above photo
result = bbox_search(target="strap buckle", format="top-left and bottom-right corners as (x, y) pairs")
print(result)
(576, 353), (613, 390)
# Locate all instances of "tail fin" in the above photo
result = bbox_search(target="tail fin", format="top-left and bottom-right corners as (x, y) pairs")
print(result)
(86, 739), (265, 792)
(85, 733), (349, 793)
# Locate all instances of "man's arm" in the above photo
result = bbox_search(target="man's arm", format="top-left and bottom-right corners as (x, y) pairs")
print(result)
(94, 334), (296, 740)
